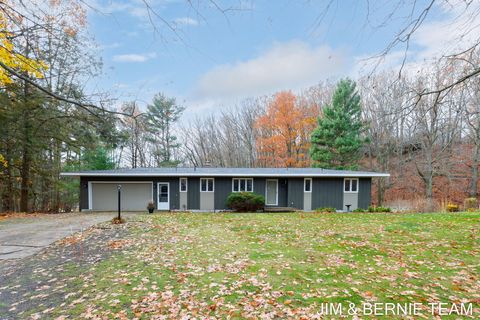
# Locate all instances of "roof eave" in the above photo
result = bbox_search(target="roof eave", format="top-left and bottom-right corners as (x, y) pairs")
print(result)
(60, 172), (390, 178)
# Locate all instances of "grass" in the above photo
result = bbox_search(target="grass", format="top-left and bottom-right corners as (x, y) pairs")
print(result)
(49, 212), (479, 319)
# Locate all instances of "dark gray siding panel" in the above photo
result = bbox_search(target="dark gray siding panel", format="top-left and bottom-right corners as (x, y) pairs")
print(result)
(287, 178), (304, 209)
(278, 178), (288, 207)
(254, 178), (266, 197)
(170, 178), (180, 210)
(80, 177), (88, 210)
(214, 177), (232, 210)
(311, 178), (343, 210)
(358, 178), (372, 209)
(187, 177), (200, 210)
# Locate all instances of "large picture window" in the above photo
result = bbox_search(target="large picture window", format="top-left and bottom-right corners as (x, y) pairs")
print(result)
(344, 178), (358, 193)
(200, 178), (214, 192)
(232, 178), (253, 192)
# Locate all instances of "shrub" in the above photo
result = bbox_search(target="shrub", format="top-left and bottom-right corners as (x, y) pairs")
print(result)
(376, 206), (391, 212)
(464, 197), (478, 211)
(315, 207), (336, 213)
(353, 208), (366, 212)
(226, 192), (265, 212)
(446, 203), (459, 212)
(368, 205), (391, 212)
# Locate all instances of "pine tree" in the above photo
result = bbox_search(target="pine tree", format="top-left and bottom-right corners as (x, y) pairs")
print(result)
(309, 79), (368, 170)
(146, 93), (185, 167)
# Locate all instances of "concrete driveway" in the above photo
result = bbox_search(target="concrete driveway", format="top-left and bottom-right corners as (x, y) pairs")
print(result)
(0, 212), (137, 260)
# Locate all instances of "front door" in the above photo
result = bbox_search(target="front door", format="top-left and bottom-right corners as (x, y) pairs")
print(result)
(157, 182), (169, 210)
(265, 179), (278, 206)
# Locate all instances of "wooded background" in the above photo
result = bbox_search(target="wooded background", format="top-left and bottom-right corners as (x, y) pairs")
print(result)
(1, 0), (480, 212)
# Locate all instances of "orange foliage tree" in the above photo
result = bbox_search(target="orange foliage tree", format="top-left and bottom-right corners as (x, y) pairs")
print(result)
(255, 91), (317, 167)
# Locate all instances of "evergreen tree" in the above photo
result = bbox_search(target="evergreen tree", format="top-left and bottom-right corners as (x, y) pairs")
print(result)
(146, 93), (185, 167)
(309, 79), (368, 170)
(81, 147), (116, 170)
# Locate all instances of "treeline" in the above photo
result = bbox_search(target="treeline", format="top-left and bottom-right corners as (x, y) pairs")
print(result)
(172, 58), (480, 210)
(2, 1), (480, 212)
(113, 51), (480, 210)
(0, 2), (122, 212)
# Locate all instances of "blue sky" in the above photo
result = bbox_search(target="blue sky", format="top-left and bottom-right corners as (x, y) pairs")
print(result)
(85, 0), (475, 115)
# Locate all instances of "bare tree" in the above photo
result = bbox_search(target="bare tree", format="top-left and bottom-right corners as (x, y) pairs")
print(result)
(181, 99), (264, 167)
(410, 63), (463, 207)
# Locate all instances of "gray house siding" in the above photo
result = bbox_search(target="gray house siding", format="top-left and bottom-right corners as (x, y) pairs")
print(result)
(254, 178), (266, 197)
(187, 178), (200, 210)
(78, 175), (374, 212)
(214, 177), (232, 210)
(80, 176), (88, 210)
(278, 178), (288, 207)
(311, 178), (344, 210)
(287, 178), (304, 209)
(358, 178), (372, 209)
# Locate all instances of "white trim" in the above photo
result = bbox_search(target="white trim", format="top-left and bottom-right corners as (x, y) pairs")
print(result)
(200, 177), (214, 192)
(63, 172), (390, 178)
(179, 177), (188, 192)
(88, 181), (154, 210)
(304, 178), (312, 193)
(157, 182), (170, 210)
(232, 178), (254, 192)
(344, 178), (359, 193)
(88, 181), (92, 210)
(265, 179), (278, 206)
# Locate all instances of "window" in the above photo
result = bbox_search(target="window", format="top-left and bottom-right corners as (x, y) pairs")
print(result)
(200, 178), (214, 192)
(304, 178), (312, 192)
(232, 178), (253, 192)
(344, 178), (359, 193)
(179, 178), (187, 192)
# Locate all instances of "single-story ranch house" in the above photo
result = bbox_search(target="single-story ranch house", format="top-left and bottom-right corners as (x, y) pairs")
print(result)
(61, 167), (389, 212)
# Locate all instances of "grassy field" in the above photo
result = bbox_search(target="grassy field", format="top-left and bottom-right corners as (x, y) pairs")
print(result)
(48, 212), (479, 319)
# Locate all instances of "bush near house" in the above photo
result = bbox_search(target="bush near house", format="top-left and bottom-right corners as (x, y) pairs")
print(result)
(226, 192), (265, 212)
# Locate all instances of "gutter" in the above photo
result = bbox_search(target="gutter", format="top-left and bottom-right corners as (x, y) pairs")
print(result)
(60, 172), (390, 178)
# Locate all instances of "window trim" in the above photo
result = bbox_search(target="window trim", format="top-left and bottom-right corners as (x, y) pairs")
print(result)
(200, 177), (215, 192)
(304, 178), (312, 193)
(179, 177), (188, 192)
(344, 178), (359, 193)
(232, 178), (254, 192)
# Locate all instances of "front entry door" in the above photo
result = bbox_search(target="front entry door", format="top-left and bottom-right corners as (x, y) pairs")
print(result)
(265, 179), (278, 206)
(157, 182), (169, 210)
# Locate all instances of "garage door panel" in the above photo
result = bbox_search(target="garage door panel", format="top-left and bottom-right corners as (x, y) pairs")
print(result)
(91, 183), (152, 211)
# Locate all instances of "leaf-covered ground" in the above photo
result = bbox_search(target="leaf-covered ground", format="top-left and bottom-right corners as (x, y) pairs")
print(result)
(1, 212), (479, 319)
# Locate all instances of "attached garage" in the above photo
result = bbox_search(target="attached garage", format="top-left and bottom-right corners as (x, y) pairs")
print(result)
(89, 182), (153, 211)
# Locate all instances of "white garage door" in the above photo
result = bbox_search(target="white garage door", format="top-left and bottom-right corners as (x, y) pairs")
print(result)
(91, 182), (153, 211)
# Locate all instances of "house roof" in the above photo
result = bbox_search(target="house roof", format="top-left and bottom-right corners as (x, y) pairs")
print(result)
(60, 167), (390, 178)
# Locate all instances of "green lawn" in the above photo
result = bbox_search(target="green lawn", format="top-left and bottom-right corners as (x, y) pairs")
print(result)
(52, 212), (479, 319)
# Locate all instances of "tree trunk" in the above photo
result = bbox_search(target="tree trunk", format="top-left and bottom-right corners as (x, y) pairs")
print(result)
(469, 142), (480, 197)
(377, 179), (384, 206)
(20, 141), (31, 212)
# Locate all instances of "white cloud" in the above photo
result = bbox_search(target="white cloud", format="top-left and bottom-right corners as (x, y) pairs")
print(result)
(174, 17), (199, 26)
(112, 52), (157, 62)
(193, 41), (346, 102)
